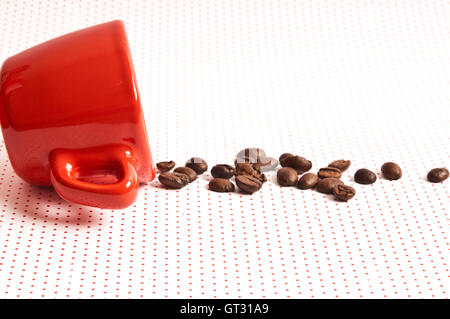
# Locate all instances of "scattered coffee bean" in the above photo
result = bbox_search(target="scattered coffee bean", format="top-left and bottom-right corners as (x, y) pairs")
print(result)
(256, 171), (267, 183)
(209, 178), (235, 192)
(333, 184), (356, 201)
(253, 157), (279, 172)
(280, 155), (312, 174)
(279, 153), (294, 163)
(174, 166), (197, 182)
(235, 175), (263, 194)
(156, 161), (175, 173)
(158, 172), (189, 189)
(211, 164), (235, 179)
(235, 148), (277, 174)
(186, 157), (208, 174)
(235, 163), (257, 177)
(328, 159), (351, 172)
(297, 173), (319, 190)
(316, 178), (344, 194)
(277, 167), (298, 186)
(234, 162), (267, 183)
(381, 162), (402, 180)
(354, 169), (377, 185)
(236, 148), (266, 162)
(427, 167), (449, 183)
(317, 167), (342, 179)
(157, 149), (422, 202)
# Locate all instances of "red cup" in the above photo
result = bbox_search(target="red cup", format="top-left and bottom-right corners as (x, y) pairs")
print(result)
(0, 20), (155, 209)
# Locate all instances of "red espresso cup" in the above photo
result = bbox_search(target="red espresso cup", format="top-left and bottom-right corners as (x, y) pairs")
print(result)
(0, 20), (155, 209)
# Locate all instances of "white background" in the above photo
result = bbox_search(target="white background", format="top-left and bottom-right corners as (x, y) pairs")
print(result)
(0, 0), (448, 298)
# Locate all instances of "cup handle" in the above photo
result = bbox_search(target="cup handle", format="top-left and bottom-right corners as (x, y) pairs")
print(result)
(49, 144), (139, 209)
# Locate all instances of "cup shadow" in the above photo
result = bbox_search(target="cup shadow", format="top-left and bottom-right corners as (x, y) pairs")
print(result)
(3, 183), (98, 226)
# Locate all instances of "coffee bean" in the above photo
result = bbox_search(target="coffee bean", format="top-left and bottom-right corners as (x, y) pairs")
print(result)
(328, 160), (351, 172)
(317, 167), (342, 179)
(211, 164), (235, 179)
(209, 178), (235, 192)
(185, 157), (208, 174)
(235, 163), (257, 176)
(316, 178), (344, 194)
(234, 162), (267, 183)
(235, 175), (263, 194)
(297, 173), (319, 190)
(174, 166), (197, 182)
(381, 162), (402, 180)
(354, 169), (377, 185)
(277, 167), (298, 186)
(333, 184), (356, 201)
(253, 157), (279, 172)
(256, 171), (267, 183)
(427, 167), (449, 183)
(156, 161), (175, 172)
(280, 155), (312, 174)
(236, 148), (266, 162)
(279, 153), (294, 163)
(279, 154), (293, 167)
(158, 172), (189, 189)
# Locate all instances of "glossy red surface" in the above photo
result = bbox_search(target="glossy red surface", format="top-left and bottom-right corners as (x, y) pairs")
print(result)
(0, 20), (155, 209)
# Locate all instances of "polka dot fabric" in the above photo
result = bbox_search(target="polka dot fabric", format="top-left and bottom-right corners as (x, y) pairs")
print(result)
(0, 0), (449, 298)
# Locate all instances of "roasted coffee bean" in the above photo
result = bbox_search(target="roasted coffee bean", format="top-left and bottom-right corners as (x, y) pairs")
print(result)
(316, 178), (344, 194)
(185, 157), (208, 174)
(427, 167), (449, 183)
(211, 164), (235, 179)
(174, 166), (197, 182)
(256, 171), (267, 183)
(328, 159), (351, 172)
(156, 161), (175, 173)
(253, 157), (279, 172)
(381, 162), (402, 180)
(235, 163), (266, 183)
(317, 167), (342, 179)
(235, 163), (257, 176)
(158, 172), (189, 189)
(280, 155), (312, 174)
(209, 178), (235, 192)
(235, 175), (263, 194)
(279, 153), (294, 164)
(236, 148), (266, 162)
(250, 166), (268, 183)
(354, 169), (377, 185)
(297, 173), (319, 190)
(333, 184), (356, 201)
(277, 167), (298, 186)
